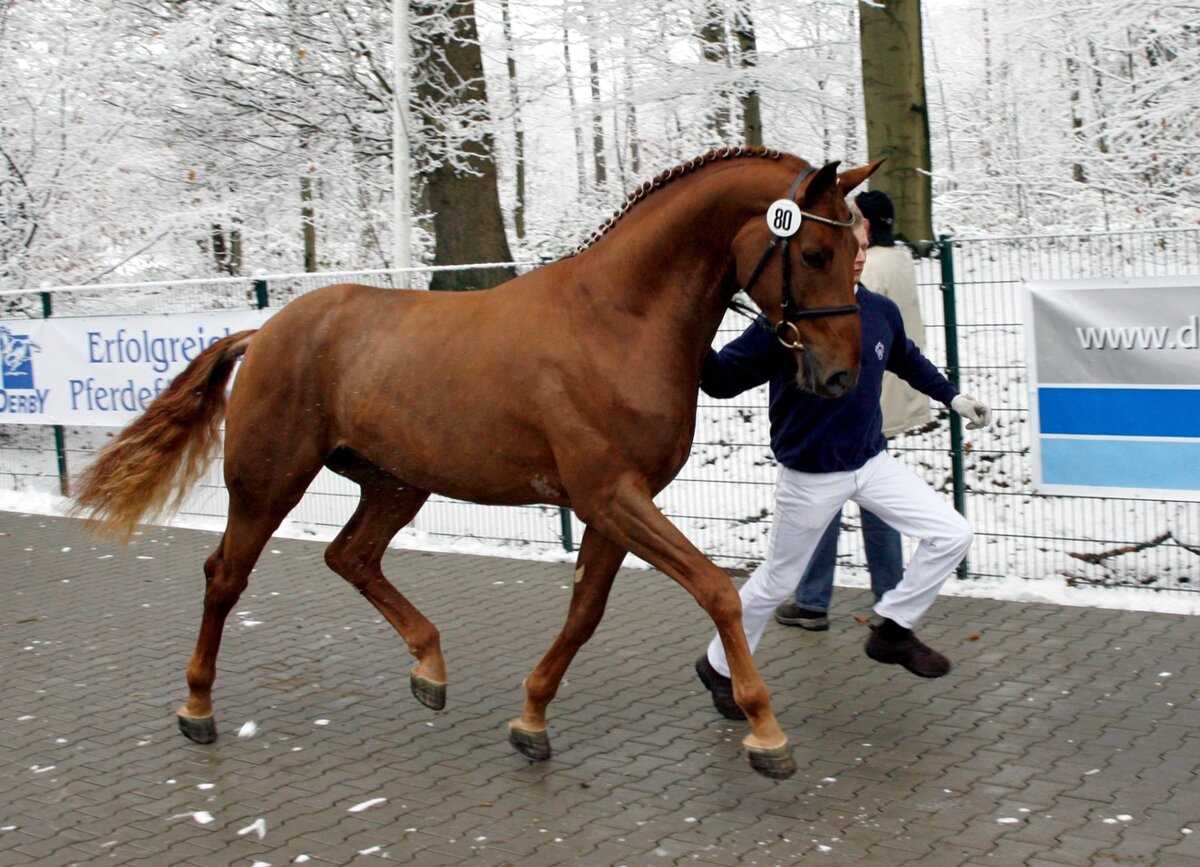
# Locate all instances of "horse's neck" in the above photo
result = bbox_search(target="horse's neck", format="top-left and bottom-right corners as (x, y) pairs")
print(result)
(587, 176), (749, 363)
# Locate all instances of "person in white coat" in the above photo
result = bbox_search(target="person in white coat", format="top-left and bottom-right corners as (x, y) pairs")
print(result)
(774, 190), (934, 631)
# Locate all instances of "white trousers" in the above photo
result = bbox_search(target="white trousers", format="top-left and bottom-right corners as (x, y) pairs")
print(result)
(707, 451), (972, 677)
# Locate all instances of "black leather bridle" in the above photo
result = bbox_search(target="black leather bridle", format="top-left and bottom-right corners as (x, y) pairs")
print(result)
(732, 166), (860, 349)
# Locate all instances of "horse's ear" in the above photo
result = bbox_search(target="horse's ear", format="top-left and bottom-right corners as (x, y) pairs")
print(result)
(800, 161), (841, 205)
(837, 159), (885, 196)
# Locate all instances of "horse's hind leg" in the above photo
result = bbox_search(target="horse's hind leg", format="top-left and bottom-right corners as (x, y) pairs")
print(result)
(508, 526), (625, 761)
(323, 464), (444, 708)
(177, 499), (290, 743)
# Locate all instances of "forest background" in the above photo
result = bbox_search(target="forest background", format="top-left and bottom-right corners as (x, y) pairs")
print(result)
(1, 0), (1196, 291)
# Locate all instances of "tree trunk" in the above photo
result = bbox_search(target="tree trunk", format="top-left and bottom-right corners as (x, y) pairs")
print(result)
(229, 222), (243, 274)
(587, 33), (607, 191)
(1066, 50), (1087, 183)
(696, 0), (731, 145)
(1087, 39), (1109, 156)
(859, 0), (933, 245)
(300, 169), (317, 272)
(415, 0), (515, 291)
(980, 5), (994, 169)
(562, 24), (587, 195)
(210, 223), (233, 275)
(622, 39), (641, 176)
(732, 2), (762, 147)
(499, 0), (525, 240)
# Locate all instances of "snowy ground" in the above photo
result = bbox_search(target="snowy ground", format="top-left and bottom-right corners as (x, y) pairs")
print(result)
(4, 487), (1199, 617)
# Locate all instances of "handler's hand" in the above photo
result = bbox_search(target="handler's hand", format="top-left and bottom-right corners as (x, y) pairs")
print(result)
(951, 394), (992, 430)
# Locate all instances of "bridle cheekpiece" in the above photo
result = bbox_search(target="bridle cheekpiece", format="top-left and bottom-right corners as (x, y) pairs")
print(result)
(733, 166), (860, 350)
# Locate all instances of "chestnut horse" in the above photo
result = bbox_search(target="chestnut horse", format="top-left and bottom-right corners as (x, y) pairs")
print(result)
(74, 148), (878, 779)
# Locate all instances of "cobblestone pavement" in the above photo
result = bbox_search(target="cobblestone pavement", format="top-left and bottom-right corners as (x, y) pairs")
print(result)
(2, 512), (1199, 867)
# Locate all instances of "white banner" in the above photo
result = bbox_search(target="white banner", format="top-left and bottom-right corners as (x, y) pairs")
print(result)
(0, 309), (272, 426)
(1025, 275), (1200, 500)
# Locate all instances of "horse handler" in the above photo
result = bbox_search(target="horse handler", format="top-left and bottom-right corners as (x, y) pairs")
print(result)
(695, 207), (992, 720)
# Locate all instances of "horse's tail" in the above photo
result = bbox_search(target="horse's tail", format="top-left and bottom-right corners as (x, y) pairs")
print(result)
(71, 329), (257, 540)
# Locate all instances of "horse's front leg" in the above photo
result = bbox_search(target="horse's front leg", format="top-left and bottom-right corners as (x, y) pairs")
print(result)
(508, 526), (625, 761)
(578, 474), (795, 780)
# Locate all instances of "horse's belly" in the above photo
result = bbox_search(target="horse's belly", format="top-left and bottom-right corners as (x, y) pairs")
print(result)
(347, 412), (568, 507)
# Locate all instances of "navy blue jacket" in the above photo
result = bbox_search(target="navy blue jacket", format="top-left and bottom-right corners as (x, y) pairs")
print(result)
(701, 285), (957, 473)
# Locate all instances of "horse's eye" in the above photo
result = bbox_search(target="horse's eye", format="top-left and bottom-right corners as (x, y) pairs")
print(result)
(801, 250), (827, 269)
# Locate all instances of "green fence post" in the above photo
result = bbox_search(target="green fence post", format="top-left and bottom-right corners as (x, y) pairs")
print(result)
(40, 291), (70, 497)
(937, 235), (968, 579)
(253, 278), (269, 309)
(558, 507), (574, 552)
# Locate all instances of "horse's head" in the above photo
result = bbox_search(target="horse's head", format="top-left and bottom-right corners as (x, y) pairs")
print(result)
(732, 159), (882, 397)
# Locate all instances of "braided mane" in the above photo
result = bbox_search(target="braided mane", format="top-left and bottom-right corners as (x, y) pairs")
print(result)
(571, 145), (788, 255)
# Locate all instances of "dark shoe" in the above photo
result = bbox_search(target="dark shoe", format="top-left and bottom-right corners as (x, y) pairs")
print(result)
(774, 602), (830, 631)
(694, 655), (746, 720)
(864, 619), (952, 678)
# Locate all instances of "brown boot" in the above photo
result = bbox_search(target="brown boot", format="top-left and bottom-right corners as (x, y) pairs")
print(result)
(864, 619), (951, 678)
(695, 655), (746, 720)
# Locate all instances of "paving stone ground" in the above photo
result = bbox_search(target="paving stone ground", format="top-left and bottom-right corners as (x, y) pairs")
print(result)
(1, 511), (1199, 867)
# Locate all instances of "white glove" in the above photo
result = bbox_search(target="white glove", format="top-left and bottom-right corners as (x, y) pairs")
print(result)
(951, 394), (992, 430)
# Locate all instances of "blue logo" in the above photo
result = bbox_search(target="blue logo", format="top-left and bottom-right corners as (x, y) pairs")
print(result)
(0, 326), (40, 390)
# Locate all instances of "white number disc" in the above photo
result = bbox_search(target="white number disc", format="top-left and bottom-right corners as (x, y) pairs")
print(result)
(766, 199), (801, 237)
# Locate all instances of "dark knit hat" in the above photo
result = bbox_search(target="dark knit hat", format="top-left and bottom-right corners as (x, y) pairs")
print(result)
(854, 190), (896, 247)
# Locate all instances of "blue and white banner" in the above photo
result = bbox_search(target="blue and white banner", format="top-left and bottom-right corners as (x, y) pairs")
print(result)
(0, 309), (272, 426)
(1026, 276), (1200, 500)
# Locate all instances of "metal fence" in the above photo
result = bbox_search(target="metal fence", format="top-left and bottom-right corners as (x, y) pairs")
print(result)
(2, 228), (1197, 591)
(912, 229), (1200, 592)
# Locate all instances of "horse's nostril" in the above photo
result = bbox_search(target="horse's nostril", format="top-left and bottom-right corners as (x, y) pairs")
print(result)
(824, 370), (853, 395)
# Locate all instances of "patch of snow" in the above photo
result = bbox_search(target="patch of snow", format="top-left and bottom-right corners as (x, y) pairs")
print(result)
(348, 797), (386, 813)
(237, 818), (266, 840)
(237, 721), (258, 738)
(169, 811), (214, 825)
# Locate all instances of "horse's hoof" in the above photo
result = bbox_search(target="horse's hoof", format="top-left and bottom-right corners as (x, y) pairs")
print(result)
(507, 721), (552, 762)
(747, 743), (796, 780)
(177, 713), (217, 744)
(410, 673), (446, 711)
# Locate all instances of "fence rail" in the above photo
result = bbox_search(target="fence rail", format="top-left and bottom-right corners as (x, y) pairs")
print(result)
(2, 227), (1197, 592)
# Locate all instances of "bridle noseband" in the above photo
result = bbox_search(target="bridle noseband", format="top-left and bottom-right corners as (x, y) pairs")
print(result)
(734, 166), (860, 350)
